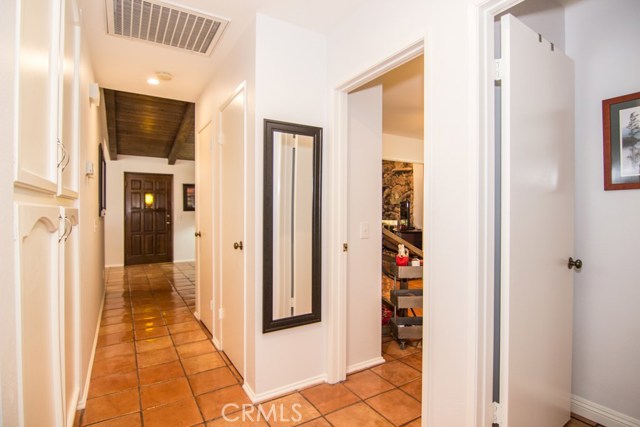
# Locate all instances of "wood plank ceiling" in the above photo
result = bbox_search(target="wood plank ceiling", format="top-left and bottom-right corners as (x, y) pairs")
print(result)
(103, 89), (195, 164)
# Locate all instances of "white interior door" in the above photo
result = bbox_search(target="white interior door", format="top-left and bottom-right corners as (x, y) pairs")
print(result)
(346, 85), (383, 370)
(17, 205), (63, 427)
(61, 207), (79, 427)
(219, 87), (245, 377)
(500, 14), (575, 426)
(196, 122), (214, 332)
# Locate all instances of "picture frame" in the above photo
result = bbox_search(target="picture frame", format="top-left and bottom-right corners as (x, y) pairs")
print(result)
(603, 91), (640, 190)
(183, 183), (195, 211)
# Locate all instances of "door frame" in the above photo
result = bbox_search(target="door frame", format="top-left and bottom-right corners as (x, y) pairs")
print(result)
(328, 0), (531, 424)
(474, 0), (528, 425)
(216, 81), (248, 379)
(327, 39), (424, 380)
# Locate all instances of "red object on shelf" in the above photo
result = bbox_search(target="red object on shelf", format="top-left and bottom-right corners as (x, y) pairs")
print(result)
(396, 255), (409, 266)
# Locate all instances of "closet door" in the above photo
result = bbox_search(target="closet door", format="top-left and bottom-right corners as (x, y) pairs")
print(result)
(60, 207), (79, 427)
(15, 0), (62, 193)
(16, 205), (64, 427)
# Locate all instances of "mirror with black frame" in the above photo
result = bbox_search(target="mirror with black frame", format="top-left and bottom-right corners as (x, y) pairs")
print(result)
(263, 119), (322, 333)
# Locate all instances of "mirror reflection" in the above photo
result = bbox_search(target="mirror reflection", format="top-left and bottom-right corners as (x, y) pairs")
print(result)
(272, 132), (314, 320)
(263, 119), (322, 333)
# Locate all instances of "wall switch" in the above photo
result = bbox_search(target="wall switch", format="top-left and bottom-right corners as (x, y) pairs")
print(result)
(359, 221), (369, 239)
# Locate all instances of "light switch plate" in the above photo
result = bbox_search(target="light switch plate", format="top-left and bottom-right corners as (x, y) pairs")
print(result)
(359, 221), (369, 239)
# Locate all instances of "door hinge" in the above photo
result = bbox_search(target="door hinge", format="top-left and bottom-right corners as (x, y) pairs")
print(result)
(494, 59), (503, 81)
(218, 308), (224, 320)
(492, 401), (503, 425)
(218, 133), (224, 145)
(342, 243), (348, 252)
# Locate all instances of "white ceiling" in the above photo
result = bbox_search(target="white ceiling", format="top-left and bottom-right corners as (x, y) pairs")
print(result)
(379, 56), (424, 140)
(79, 0), (367, 101)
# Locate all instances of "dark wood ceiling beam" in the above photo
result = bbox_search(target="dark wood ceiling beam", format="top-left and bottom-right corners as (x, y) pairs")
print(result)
(167, 103), (195, 165)
(103, 89), (118, 160)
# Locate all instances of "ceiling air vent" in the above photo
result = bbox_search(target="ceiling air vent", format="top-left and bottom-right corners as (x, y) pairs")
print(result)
(106, 0), (229, 56)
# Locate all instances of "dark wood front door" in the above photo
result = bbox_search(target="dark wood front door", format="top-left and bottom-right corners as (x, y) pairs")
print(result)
(124, 173), (173, 265)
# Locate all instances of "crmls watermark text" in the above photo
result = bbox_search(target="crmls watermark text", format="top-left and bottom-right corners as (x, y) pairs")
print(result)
(222, 402), (303, 423)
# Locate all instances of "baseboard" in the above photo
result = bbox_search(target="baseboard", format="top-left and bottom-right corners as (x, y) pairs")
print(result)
(173, 258), (195, 263)
(347, 356), (386, 374)
(76, 293), (105, 409)
(65, 388), (80, 427)
(104, 263), (123, 268)
(243, 374), (328, 404)
(571, 395), (640, 427)
(211, 335), (221, 350)
(193, 311), (200, 320)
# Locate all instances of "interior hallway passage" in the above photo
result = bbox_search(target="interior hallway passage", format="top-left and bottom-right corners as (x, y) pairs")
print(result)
(81, 263), (424, 426)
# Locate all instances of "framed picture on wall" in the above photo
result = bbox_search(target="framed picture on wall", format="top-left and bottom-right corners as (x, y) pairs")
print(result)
(603, 91), (640, 190)
(98, 144), (107, 216)
(183, 184), (195, 211)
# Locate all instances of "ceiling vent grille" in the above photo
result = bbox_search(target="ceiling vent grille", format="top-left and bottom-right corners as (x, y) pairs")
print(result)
(106, 0), (228, 56)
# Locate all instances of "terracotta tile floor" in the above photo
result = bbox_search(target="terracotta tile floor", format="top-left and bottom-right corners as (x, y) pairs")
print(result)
(81, 262), (424, 426)
(82, 263), (594, 427)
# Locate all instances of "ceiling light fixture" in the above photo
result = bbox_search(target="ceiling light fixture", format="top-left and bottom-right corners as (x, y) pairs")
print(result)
(156, 71), (173, 81)
(147, 77), (160, 85)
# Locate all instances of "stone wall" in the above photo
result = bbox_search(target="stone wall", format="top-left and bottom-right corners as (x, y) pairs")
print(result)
(382, 160), (414, 225)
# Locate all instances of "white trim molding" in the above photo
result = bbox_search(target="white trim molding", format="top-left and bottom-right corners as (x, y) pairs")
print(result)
(347, 356), (386, 375)
(76, 293), (105, 410)
(572, 395), (640, 427)
(242, 374), (327, 404)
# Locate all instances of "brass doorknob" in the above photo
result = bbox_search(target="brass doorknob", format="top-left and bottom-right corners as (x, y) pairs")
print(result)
(233, 241), (243, 250)
(195, 231), (201, 237)
(568, 257), (582, 270)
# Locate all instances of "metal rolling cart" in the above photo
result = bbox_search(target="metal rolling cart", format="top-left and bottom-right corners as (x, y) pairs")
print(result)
(388, 263), (423, 349)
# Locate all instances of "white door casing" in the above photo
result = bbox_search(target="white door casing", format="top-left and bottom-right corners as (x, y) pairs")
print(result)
(500, 14), (575, 426)
(196, 122), (214, 332)
(219, 86), (246, 377)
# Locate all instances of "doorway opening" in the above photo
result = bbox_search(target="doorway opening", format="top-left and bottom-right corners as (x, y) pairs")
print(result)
(124, 172), (174, 265)
(339, 46), (425, 422)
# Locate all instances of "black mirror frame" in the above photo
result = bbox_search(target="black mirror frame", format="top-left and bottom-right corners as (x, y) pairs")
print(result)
(263, 119), (322, 333)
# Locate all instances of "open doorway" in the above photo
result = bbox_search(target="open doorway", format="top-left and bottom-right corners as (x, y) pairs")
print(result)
(344, 53), (424, 419)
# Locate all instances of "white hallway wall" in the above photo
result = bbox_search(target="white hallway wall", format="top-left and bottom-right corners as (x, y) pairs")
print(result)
(566, 0), (640, 422)
(104, 155), (196, 266)
(252, 13), (327, 398)
(77, 30), (107, 407)
(327, 0), (480, 424)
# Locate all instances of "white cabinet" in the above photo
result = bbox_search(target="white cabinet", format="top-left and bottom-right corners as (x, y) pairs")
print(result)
(58, 1), (80, 198)
(16, 204), (64, 427)
(15, 205), (79, 427)
(15, 0), (79, 197)
(60, 208), (79, 427)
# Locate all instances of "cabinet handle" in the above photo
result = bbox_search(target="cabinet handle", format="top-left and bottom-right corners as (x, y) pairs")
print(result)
(57, 140), (67, 169)
(58, 216), (72, 243)
(233, 241), (243, 250)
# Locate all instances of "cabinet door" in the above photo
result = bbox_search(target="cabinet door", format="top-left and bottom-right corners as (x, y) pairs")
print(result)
(16, 204), (64, 427)
(60, 207), (79, 427)
(58, 0), (79, 198)
(16, 0), (62, 193)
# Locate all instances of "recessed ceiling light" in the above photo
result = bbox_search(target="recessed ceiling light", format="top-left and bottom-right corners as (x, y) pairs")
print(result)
(156, 71), (173, 81)
(147, 77), (160, 85)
